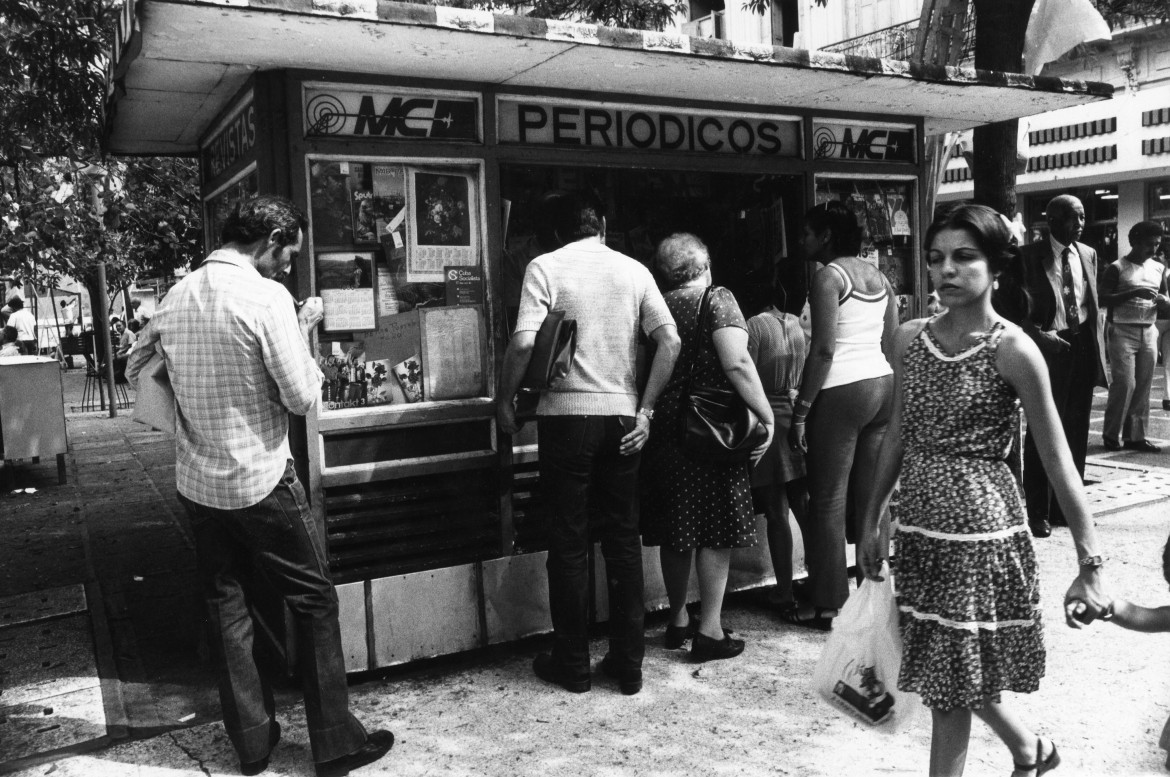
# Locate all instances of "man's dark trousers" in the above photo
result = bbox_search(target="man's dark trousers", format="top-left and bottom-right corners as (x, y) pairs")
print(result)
(1024, 327), (1097, 526)
(178, 461), (366, 765)
(538, 415), (644, 679)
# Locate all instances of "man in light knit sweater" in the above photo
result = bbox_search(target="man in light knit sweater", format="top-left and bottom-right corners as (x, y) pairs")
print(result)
(498, 190), (681, 696)
(1099, 220), (1169, 453)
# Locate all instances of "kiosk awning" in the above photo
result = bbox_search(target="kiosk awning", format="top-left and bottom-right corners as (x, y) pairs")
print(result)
(105, 0), (1113, 155)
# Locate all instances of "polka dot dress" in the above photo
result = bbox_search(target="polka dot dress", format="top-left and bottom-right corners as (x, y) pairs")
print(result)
(892, 320), (1044, 711)
(641, 285), (758, 553)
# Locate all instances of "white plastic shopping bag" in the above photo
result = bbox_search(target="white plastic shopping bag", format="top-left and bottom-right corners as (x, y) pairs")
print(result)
(811, 569), (922, 732)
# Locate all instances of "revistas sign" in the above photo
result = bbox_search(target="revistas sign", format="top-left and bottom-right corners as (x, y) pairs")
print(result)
(202, 95), (256, 181)
(812, 122), (916, 163)
(303, 84), (480, 142)
(498, 99), (800, 157)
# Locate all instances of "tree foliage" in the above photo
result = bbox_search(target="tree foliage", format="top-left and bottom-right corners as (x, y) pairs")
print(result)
(0, 0), (201, 296)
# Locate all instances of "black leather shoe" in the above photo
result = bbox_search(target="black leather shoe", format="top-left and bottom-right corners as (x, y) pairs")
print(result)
(664, 619), (731, 649)
(240, 721), (281, 775)
(315, 730), (394, 777)
(1124, 439), (1162, 453)
(1028, 516), (1052, 538)
(691, 631), (745, 663)
(532, 653), (590, 693)
(1103, 438), (1122, 452)
(599, 653), (642, 695)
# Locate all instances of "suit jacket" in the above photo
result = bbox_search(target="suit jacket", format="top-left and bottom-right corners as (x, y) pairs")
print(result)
(1020, 240), (1107, 386)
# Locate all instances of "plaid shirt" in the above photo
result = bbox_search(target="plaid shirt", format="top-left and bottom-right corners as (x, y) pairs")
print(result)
(128, 249), (322, 509)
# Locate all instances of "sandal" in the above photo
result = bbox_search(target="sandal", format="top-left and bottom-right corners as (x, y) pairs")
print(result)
(1013, 738), (1060, 776)
(778, 604), (835, 631)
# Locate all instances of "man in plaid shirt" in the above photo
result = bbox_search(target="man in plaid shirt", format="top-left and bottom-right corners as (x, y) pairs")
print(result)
(128, 196), (392, 777)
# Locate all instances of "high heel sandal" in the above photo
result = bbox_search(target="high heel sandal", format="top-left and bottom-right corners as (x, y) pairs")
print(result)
(1013, 738), (1060, 776)
(778, 604), (835, 631)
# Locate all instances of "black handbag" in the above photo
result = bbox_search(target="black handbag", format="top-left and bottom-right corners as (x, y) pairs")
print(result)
(515, 309), (577, 420)
(679, 286), (767, 464)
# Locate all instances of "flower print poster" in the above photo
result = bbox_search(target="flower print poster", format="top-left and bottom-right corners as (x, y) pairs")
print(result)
(406, 168), (478, 282)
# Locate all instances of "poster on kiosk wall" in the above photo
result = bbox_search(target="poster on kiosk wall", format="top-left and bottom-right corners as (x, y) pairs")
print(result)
(406, 169), (478, 282)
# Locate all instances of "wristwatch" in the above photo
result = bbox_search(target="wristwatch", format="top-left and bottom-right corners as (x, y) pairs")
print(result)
(637, 407), (654, 421)
(1078, 554), (1104, 569)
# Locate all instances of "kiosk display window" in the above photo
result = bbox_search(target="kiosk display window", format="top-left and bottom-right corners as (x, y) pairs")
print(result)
(306, 156), (488, 413)
(815, 175), (917, 320)
(204, 166), (259, 250)
(500, 164), (804, 328)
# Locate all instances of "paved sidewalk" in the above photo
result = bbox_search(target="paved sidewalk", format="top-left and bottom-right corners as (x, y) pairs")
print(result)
(1, 368), (217, 770)
(2, 375), (1170, 775)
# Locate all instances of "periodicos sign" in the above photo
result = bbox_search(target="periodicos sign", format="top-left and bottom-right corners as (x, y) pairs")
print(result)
(498, 99), (800, 157)
(303, 84), (480, 142)
(812, 121), (916, 163)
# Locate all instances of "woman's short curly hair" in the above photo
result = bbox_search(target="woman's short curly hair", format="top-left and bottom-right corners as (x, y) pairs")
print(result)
(656, 233), (710, 289)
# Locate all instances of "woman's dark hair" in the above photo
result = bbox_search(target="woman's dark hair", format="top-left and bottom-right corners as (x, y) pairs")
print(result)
(6, 296), (23, 310)
(805, 201), (863, 257)
(655, 233), (710, 289)
(127, 319), (142, 333)
(2, 325), (16, 343)
(926, 204), (1030, 324)
(1129, 220), (1165, 245)
(925, 203), (1017, 275)
(221, 195), (307, 248)
(774, 260), (808, 316)
(535, 189), (606, 249)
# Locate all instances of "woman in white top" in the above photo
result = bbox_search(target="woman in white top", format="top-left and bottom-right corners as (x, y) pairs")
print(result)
(786, 201), (898, 629)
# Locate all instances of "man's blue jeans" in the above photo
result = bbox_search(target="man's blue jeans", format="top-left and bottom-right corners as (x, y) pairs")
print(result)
(537, 415), (644, 677)
(179, 461), (366, 764)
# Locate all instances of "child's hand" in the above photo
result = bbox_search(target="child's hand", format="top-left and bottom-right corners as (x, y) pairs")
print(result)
(1066, 598), (1115, 624)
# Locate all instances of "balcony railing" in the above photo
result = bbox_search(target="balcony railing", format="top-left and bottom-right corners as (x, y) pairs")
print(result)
(821, 13), (975, 63)
(681, 10), (724, 40)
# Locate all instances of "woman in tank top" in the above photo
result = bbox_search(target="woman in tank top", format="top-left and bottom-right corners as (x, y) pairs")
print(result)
(784, 201), (898, 630)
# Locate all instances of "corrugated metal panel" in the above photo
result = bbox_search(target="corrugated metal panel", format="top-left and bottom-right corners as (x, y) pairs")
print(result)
(324, 469), (499, 584)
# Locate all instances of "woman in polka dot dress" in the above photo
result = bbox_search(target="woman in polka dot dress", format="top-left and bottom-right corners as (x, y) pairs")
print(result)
(641, 233), (774, 663)
(857, 205), (1111, 777)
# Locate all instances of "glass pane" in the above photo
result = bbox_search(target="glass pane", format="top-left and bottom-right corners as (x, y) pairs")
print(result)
(307, 157), (487, 412)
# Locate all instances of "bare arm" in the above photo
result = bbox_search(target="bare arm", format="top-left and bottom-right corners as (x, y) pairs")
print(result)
(712, 325), (774, 462)
(789, 266), (844, 451)
(858, 321), (920, 581)
(880, 278), (899, 363)
(620, 323), (681, 456)
(496, 330), (536, 435)
(1109, 600), (1170, 633)
(996, 328), (1108, 627)
(1097, 262), (1154, 307)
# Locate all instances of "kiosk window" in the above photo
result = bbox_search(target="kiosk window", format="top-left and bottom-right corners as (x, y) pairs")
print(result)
(307, 157), (488, 413)
(204, 168), (258, 250)
(500, 164), (805, 331)
(814, 176), (917, 321)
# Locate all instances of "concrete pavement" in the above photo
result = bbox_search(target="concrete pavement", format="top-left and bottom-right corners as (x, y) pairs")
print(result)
(2, 370), (1170, 775)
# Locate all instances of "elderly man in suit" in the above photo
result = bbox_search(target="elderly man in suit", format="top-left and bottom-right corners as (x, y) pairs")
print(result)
(1020, 194), (1107, 538)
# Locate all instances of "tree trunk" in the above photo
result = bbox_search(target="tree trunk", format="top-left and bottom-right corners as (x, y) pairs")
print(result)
(970, 0), (1035, 216)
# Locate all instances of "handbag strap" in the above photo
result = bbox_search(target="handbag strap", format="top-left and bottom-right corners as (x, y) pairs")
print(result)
(684, 285), (716, 388)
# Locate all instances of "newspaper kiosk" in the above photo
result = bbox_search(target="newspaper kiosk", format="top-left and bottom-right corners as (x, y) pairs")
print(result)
(105, 0), (1111, 671)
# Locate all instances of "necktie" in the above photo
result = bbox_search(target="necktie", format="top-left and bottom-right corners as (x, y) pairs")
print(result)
(1061, 246), (1079, 333)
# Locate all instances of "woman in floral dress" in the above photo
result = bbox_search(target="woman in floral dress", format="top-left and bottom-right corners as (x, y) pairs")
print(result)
(857, 205), (1111, 777)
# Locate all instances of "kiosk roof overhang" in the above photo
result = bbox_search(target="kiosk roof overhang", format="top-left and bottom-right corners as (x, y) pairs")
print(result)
(105, 0), (1114, 156)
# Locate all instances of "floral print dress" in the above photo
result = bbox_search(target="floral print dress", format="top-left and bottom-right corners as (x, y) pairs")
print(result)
(892, 320), (1044, 710)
